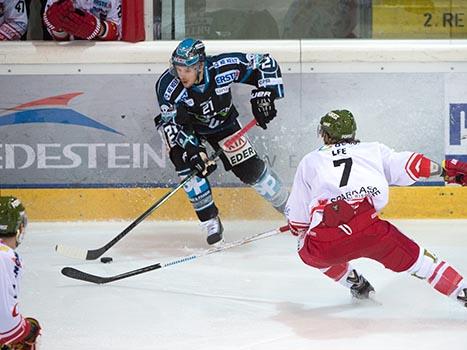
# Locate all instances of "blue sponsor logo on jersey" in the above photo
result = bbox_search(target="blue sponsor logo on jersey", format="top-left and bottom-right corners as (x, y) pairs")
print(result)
(164, 79), (180, 101)
(215, 70), (239, 86)
(0, 93), (123, 135)
(449, 103), (467, 145)
(213, 57), (240, 68)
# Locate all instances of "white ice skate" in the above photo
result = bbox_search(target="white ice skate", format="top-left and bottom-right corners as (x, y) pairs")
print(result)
(201, 216), (224, 245)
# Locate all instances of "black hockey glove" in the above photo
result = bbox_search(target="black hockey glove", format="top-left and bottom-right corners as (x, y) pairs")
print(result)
(250, 88), (277, 130)
(184, 146), (217, 178)
(174, 104), (193, 127)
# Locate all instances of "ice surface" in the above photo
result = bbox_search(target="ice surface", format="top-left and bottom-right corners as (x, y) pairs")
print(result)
(18, 220), (467, 350)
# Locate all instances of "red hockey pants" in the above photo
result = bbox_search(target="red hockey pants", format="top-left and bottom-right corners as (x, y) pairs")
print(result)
(298, 201), (420, 273)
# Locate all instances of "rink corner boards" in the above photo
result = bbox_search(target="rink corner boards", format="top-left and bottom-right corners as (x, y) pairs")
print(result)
(0, 186), (466, 221)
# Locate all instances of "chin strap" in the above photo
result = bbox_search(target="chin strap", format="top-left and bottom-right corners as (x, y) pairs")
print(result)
(16, 228), (24, 247)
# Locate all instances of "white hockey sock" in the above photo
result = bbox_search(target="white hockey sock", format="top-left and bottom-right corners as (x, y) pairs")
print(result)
(320, 262), (355, 289)
(407, 248), (465, 298)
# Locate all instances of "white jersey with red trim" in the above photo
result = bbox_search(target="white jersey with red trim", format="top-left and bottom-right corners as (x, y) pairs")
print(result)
(285, 141), (420, 234)
(0, 239), (27, 344)
(0, 0), (28, 40)
(45, 0), (122, 38)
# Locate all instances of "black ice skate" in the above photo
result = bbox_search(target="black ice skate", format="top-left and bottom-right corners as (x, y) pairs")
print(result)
(201, 216), (224, 245)
(457, 288), (467, 307)
(346, 269), (375, 300)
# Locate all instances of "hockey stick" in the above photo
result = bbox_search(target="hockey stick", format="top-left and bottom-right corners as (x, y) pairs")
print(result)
(55, 119), (258, 260)
(61, 225), (290, 284)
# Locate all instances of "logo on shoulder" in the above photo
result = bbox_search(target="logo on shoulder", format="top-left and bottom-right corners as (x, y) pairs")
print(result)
(246, 53), (263, 69)
(184, 98), (195, 106)
(164, 79), (180, 101)
(215, 70), (239, 86)
(213, 57), (240, 68)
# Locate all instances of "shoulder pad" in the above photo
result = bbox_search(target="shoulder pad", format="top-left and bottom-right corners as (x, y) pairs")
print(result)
(209, 54), (243, 70)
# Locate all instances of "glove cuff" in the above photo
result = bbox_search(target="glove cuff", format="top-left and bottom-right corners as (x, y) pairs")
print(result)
(251, 88), (276, 100)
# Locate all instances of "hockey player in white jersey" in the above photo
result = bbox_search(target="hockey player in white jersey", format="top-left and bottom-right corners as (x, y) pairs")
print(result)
(43, 0), (121, 41)
(285, 109), (467, 305)
(0, 0), (28, 40)
(0, 197), (41, 350)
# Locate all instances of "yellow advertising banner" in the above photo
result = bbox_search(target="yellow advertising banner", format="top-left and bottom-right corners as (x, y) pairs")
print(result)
(373, 0), (467, 38)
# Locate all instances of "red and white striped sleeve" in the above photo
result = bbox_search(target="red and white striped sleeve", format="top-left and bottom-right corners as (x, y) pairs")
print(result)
(0, 316), (31, 345)
(378, 143), (426, 186)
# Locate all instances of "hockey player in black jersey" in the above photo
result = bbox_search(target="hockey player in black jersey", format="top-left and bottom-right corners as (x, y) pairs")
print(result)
(155, 38), (288, 245)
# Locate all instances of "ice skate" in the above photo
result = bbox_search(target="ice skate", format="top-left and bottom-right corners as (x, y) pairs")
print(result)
(347, 269), (375, 300)
(201, 216), (224, 245)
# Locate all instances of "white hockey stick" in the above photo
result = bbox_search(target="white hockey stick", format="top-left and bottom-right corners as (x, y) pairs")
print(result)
(61, 225), (290, 284)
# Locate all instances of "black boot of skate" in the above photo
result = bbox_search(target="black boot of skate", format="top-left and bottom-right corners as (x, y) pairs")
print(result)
(346, 269), (375, 300)
(201, 216), (224, 245)
(457, 288), (467, 307)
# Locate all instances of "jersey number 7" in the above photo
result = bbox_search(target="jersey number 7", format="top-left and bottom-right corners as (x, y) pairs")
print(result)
(333, 158), (353, 187)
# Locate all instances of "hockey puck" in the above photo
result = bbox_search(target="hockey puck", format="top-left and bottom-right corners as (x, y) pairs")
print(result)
(100, 257), (113, 264)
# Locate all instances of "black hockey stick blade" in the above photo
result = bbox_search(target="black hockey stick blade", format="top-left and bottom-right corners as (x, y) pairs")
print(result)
(54, 179), (189, 260)
(61, 262), (162, 284)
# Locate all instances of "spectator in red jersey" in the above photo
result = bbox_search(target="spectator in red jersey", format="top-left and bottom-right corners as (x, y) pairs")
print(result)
(43, 0), (121, 40)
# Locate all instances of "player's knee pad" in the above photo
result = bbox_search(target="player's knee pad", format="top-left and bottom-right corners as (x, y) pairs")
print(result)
(230, 155), (265, 184)
(250, 163), (289, 212)
(178, 168), (217, 221)
(407, 248), (464, 297)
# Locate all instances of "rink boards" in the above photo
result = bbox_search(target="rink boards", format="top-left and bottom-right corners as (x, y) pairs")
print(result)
(1, 40), (467, 221)
(1, 186), (466, 220)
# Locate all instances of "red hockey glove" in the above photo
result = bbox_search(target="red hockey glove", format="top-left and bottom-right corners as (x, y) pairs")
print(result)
(443, 159), (467, 186)
(61, 9), (102, 40)
(43, 0), (74, 31)
(250, 88), (277, 130)
(8, 318), (41, 350)
(184, 146), (217, 178)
